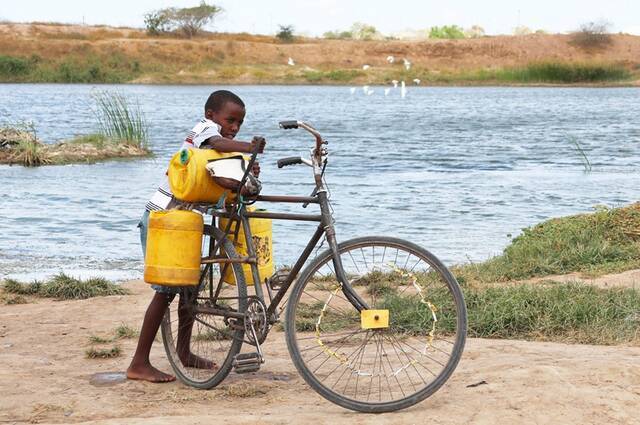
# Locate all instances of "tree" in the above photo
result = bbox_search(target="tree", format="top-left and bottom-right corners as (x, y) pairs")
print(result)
(143, 2), (223, 38)
(143, 10), (172, 35)
(171, 2), (223, 38)
(429, 25), (465, 39)
(276, 25), (295, 42)
(350, 22), (380, 40)
(571, 20), (613, 50)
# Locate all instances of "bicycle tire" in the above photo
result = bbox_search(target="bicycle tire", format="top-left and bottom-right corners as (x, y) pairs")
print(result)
(161, 227), (248, 389)
(285, 236), (467, 413)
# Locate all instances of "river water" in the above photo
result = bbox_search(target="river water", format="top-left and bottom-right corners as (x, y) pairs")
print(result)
(1, 84), (639, 281)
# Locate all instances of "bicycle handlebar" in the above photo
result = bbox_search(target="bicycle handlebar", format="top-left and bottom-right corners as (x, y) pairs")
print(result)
(278, 120), (299, 130)
(277, 156), (303, 168)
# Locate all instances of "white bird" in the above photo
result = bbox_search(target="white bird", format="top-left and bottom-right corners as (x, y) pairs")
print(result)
(362, 64), (371, 71)
(362, 85), (369, 94)
(386, 55), (395, 63)
(350, 87), (357, 94)
(413, 78), (421, 85)
(366, 89), (374, 96)
(384, 88), (391, 96)
(391, 79), (399, 88)
(287, 57), (295, 66)
(403, 58), (411, 70)
(400, 80), (407, 98)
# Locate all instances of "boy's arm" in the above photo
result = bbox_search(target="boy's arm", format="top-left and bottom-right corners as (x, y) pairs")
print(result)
(201, 136), (265, 153)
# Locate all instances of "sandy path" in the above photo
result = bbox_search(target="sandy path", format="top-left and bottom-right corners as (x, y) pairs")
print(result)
(0, 280), (638, 425)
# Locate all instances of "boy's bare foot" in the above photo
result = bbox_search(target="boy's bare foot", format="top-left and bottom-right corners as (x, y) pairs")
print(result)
(126, 364), (176, 383)
(180, 352), (218, 370)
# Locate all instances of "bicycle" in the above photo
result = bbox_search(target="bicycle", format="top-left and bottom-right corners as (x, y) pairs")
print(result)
(160, 120), (467, 413)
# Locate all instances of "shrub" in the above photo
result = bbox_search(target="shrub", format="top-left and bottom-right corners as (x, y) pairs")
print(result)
(276, 25), (294, 42)
(323, 30), (353, 39)
(0, 55), (32, 78)
(571, 20), (613, 50)
(513, 25), (533, 36)
(429, 25), (465, 39)
(465, 25), (485, 38)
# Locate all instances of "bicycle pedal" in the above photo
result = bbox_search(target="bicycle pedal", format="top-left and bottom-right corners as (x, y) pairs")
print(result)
(233, 352), (262, 374)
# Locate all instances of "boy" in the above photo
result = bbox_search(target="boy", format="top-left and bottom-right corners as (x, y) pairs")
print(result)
(127, 90), (265, 383)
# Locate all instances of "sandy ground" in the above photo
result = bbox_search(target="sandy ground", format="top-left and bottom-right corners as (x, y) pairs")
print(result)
(0, 278), (639, 425)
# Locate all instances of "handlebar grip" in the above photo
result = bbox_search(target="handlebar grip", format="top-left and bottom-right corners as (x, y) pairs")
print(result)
(279, 120), (299, 129)
(277, 156), (303, 168)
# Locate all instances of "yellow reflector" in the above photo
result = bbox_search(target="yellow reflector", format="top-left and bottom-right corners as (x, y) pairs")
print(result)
(360, 309), (389, 329)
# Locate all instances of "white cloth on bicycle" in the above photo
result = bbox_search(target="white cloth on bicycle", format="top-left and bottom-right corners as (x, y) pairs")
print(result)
(145, 119), (222, 211)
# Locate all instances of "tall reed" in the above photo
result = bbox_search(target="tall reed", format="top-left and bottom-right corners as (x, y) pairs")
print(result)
(568, 135), (592, 172)
(93, 91), (149, 149)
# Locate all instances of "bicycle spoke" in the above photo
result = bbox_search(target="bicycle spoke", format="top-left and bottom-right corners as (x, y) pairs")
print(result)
(289, 239), (466, 411)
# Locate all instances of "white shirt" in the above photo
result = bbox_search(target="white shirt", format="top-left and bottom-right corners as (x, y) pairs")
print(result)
(145, 119), (222, 211)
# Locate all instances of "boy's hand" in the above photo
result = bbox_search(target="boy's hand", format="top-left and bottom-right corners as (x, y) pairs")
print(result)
(252, 162), (261, 177)
(251, 136), (266, 154)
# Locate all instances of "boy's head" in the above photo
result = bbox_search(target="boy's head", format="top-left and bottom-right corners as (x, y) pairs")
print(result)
(204, 90), (246, 139)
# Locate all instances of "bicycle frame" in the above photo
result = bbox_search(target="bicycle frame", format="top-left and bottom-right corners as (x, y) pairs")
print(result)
(200, 120), (368, 326)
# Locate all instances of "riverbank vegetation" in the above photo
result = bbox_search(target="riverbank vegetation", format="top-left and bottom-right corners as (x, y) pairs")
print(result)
(1, 273), (129, 301)
(0, 22), (638, 85)
(452, 203), (640, 284)
(0, 91), (150, 166)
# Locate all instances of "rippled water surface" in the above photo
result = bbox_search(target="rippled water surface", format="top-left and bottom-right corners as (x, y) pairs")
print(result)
(1, 84), (639, 280)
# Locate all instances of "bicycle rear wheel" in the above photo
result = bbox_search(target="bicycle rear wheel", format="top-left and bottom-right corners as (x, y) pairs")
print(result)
(161, 227), (247, 389)
(285, 236), (467, 413)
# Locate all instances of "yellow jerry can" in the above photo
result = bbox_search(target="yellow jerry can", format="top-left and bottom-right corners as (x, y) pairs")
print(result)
(144, 210), (203, 286)
(218, 210), (273, 286)
(167, 148), (240, 203)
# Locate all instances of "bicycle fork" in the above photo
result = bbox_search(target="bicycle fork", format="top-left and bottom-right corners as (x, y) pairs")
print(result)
(317, 190), (369, 312)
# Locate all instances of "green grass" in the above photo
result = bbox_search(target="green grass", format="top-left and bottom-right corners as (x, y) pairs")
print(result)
(0, 54), (141, 83)
(86, 345), (122, 359)
(93, 91), (149, 149)
(452, 203), (640, 284)
(380, 283), (640, 345)
(0, 55), (34, 78)
(294, 301), (359, 332)
(87, 323), (138, 345)
(88, 335), (113, 344)
(295, 283), (640, 345)
(491, 62), (631, 83)
(302, 69), (364, 83)
(65, 133), (110, 148)
(2, 273), (129, 300)
(114, 323), (138, 339)
(0, 293), (28, 305)
(11, 138), (51, 166)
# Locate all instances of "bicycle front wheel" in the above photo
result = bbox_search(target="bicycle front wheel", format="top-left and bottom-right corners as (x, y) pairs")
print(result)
(285, 236), (467, 413)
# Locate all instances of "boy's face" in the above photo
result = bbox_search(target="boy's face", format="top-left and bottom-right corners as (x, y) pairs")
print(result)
(206, 101), (245, 139)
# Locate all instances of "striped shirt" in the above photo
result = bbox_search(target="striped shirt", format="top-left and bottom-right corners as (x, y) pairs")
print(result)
(145, 119), (222, 211)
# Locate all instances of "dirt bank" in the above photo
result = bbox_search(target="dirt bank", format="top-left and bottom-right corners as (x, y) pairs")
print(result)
(0, 277), (638, 424)
(1, 23), (639, 85)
